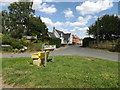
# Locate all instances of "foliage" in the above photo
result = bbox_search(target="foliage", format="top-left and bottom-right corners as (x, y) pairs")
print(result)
(114, 39), (120, 52)
(21, 37), (32, 46)
(88, 14), (120, 40)
(2, 46), (13, 52)
(2, 56), (119, 88)
(28, 16), (48, 37)
(49, 37), (61, 48)
(83, 37), (95, 47)
(72, 42), (76, 45)
(2, 35), (23, 49)
(2, 0), (48, 39)
(2, 1), (34, 38)
(27, 42), (49, 51)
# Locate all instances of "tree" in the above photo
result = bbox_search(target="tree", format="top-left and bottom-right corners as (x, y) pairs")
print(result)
(2, 0), (35, 38)
(28, 16), (48, 37)
(88, 14), (120, 40)
(2, 0), (48, 39)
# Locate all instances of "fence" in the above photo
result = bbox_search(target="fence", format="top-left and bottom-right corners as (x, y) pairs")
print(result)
(89, 40), (117, 50)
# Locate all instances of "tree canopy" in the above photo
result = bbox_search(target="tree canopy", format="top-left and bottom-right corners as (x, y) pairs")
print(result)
(2, 0), (48, 39)
(87, 14), (120, 40)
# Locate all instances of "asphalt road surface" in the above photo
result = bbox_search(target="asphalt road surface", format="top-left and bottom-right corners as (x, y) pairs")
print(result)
(1, 45), (119, 62)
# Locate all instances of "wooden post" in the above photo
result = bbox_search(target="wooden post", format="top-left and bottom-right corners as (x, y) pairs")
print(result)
(52, 50), (54, 62)
(44, 50), (47, 67)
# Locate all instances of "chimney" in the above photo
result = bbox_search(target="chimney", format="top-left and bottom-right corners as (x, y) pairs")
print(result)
(53, 27), (55, 32)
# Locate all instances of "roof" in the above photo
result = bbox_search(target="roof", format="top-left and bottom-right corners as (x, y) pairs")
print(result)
(55, 29), (71, 40)
(63, 33), (71, 40)
(48, 32), (56, 37)
(55, 30), (64, 36)
(50, 27), (72, 41)
(72, 35), (80, 39)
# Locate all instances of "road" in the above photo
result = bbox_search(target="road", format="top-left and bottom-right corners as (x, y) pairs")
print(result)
(1, 45), (119, 62)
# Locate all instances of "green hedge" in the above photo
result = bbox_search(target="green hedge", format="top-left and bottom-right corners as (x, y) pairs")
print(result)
(114, 39), (120, 52)
(49, 37), (61, 48)
(2, 35), (23, 49)
(83, 37), (95, 47)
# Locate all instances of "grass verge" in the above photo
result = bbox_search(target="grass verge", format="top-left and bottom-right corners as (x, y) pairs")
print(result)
(2, 56), (119, 88)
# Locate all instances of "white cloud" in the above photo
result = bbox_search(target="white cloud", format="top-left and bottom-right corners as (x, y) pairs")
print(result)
(79, 27), (89, 31)
(70, 29), (76, 32)
(39, 3), (57, 14)
(76, 0), (114, 15)
(54, 21), (64, 27)
(0, 0), (18, 7)
(41, 17), (53, 26)
(63, 8), (74, 19)
(93, 16), (98, 20)
(32, 2), (57, 14)
(32, 0), (42, 10)
(41, 15), (92, 29)
(67, 15), (92, 27)
(72, 27), (88, 31)
(1, 0), (57, 14)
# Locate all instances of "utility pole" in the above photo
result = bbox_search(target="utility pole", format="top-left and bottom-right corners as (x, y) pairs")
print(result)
(97, 18), (99, 48)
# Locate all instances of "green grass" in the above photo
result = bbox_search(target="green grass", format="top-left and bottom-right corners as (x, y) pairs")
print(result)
(2, 56), (119, 88)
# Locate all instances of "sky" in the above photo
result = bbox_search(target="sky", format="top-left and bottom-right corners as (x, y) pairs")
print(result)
(0, 0), (120, 38)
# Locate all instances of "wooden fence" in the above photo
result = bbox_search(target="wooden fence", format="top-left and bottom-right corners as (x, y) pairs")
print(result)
(89, 40), (117, 50)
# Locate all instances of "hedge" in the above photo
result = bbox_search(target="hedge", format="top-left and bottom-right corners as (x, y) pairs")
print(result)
(114, 39), (120, 52)
(82, 37), (95, 47)
(2, 35), (23, 49)
(49, 37), (61, 48)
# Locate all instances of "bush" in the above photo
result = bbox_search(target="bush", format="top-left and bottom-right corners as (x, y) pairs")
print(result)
(114, 39), (120, 52)
(2, 35), (23, 49)
(83, 37), (95, 47)
(27, 42), (49, 51)
(21, 38), (32, 46)
(2, 46), (13, 52)
(49, 37), (61, 48)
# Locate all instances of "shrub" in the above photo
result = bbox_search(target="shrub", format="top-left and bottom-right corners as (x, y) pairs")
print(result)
(21, 38), (32, 46)
(27, 42), (49, 51)
(2, 46), (13, 52)
(114, 39), (120, 52)
(83, 37), (95, 47)
(11, 41), (23, 49)
(2, 35), (23, 49)
(49, 37), (61, 48)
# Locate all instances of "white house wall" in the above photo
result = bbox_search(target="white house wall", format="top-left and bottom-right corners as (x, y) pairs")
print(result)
(68, 34), (73, 44)
(60, 37), (64, 44)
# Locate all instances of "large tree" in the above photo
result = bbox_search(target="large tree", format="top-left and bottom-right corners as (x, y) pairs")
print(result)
(2, 0), (48, 39)
(88, 14), (120, 40)
(28, 16), (48, 37)
(2, 1), (35, 38)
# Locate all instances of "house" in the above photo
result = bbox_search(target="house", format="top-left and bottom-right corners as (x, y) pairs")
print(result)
(72, 34), (82, 45)
(48, 27), (73, 45)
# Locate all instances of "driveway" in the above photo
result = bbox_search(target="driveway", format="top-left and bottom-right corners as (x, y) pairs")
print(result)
(1, 45), (119, 62)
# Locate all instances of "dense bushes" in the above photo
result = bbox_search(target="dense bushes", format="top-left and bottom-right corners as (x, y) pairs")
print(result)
(27, 42), (48, 51)
(2, 35), (23, 49)
(2, 35), (62, 52)
(82, 37), (95, 47)
(49, 37), (61, 48)
(114, 39), (120, 52)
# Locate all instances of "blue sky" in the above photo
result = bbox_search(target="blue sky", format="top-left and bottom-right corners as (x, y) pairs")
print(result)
(1, 0), (120, 38)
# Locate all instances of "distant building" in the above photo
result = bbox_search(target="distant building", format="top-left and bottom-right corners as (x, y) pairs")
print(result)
(48, 27), (73, 45)
(72, 34), (82, 45)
